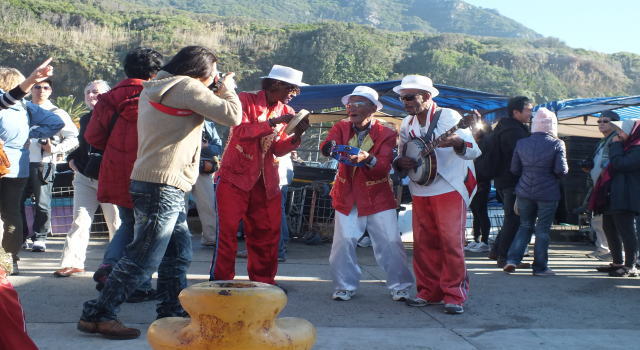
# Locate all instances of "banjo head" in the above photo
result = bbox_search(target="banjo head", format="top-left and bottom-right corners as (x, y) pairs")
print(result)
(403, 138), (437, 186)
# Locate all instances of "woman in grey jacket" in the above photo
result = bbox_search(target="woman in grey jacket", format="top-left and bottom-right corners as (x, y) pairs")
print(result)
(503, 108), (568, 276)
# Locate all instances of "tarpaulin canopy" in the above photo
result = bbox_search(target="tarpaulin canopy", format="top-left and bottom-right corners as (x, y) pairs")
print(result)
(289, 80), (510, 122)
(535, 95), (640, 120)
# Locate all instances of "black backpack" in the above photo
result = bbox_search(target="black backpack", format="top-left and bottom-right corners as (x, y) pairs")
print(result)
(474, 128), (506, 181)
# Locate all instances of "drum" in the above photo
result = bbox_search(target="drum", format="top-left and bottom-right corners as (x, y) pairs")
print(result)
(284, 109), (310, 134)
(402, 137), (437, 186)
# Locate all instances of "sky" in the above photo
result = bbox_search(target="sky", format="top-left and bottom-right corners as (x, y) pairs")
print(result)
(464, 0), (640, 55)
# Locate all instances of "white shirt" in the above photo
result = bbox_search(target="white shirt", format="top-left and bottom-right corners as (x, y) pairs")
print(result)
(278, 153), (294, 187)
(28, 100), (78, 164)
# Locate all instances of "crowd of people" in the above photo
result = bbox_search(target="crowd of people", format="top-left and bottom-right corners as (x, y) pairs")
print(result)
(0, 45), (639, 344)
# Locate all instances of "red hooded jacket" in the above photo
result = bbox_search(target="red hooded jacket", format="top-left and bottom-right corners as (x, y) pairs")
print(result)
(320, 119), (398, 216)
(85, 79), (145, 208)
(217, 90), (300, 200)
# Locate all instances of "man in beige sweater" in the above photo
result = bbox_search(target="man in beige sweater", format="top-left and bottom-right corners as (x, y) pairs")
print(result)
(79, 46), (242, 340)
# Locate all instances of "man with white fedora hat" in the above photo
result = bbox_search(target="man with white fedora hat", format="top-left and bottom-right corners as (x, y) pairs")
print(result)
(393, 75), (481, 314)
(320, 86), (413, 301)
(210, 64), (309, 286)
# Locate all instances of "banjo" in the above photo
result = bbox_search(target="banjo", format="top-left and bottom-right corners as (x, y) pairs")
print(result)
(402, 111), (477, 186)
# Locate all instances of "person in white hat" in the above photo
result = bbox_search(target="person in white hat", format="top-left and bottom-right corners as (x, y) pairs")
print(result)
(211, 64), (309, 286)
(392, 75), (481, 314)
(319, 86), (414, 302)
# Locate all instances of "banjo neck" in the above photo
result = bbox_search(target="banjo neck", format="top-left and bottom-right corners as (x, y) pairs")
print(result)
(418, 112), (476, 157)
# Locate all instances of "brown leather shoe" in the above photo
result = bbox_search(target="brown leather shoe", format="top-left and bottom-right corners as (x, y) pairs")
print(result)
(77, 319), (141, 340)
(53, 267), (85, 277)
(516, 262), (531, 269)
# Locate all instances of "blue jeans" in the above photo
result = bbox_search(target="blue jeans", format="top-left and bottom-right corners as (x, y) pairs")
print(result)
(506, 197), (558, 273)
(278, 186), (289, 259)
(101, 206), (152, 291)
(82, 180), (192, 321)
(21, 162), (55, 242)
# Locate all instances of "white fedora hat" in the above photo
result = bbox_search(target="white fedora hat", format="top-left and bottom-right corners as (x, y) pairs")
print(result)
(392, 75), (439, 98)
(261, 65), (308, 86)
(341, 86), (383, 111)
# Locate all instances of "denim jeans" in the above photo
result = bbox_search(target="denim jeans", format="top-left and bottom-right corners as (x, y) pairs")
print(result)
(506, 197), (558, 273)
(278, 186), (289, 259)
(82, 180), (192, 321)
(101, 206), (152, 291)
(21, 162), (55, 242)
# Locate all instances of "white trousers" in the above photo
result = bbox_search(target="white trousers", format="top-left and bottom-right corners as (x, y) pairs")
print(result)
(59, 172), (120, 269)
(591, 214), (609, 251)
(330, 207), (414, 292)
(191, 173), (217, 243)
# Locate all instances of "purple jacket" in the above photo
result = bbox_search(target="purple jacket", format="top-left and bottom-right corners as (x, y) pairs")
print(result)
(511, 132), (568, 201)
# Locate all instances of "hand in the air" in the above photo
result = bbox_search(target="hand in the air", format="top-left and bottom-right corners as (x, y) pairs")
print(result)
(349, 150), (371, 165)
(20, 58), (53, 92)
(396, 156), (417, 170)
(294, 117), (310, 136)
(438, 134), (464, 150)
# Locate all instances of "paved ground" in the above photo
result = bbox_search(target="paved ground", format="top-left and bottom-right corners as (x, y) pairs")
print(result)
(9, 234), (640, 349)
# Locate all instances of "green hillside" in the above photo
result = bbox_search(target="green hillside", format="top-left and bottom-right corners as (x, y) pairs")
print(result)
(0, 0), (639, 108)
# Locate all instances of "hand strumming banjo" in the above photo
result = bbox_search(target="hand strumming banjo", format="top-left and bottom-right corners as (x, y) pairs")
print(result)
(402, 111), (477, 186)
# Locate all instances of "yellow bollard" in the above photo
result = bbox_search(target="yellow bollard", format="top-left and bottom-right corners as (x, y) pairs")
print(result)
(147, 281), (316, 350)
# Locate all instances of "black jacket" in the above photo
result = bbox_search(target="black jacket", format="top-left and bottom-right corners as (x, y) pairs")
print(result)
(493, 117), (530, 189)
(67, 111), (94, 177)
(608, 142), (640, 214)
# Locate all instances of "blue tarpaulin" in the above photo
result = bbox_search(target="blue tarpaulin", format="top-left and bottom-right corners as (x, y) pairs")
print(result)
(535, 95), (640, 120)
(290, 80), (510, 122)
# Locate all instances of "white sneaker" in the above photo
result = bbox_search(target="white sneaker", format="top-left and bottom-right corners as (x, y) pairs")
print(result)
(357, 236), (372, 248)
(469, 242), (490, 253)
(390, 288), (410, 301)
(332, 290), (355, 301)
(31, 241), (46, 252)
(464, 242), (479, 251)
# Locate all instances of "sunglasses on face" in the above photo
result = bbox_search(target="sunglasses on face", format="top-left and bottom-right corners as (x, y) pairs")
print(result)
(345, 101), (371, 109)
(597, 120), (610, 124)
(33, 85), (51, 90)
(279, 82), (300, 94)
(398, 94), (420, 102)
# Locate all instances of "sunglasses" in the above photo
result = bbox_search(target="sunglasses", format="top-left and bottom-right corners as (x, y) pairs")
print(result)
(33, 85), (51, 90)
(597, 120), (610, 124)
(279, 81), (300, 94)
(345, 101), (371, 109)
(398, 94), (420, 102)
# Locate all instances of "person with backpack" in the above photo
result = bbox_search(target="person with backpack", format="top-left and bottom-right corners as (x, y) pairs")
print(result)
(78, 45), (242, 340)
(84, 47), (164, 301)
(489, 96), (532, 268)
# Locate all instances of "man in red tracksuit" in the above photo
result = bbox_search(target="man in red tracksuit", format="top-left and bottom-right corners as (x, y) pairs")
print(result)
(210, 65), (309, 285)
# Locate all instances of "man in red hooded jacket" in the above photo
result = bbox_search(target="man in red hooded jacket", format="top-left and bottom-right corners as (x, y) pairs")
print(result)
(84, 47), (163, 298)
(210, 65), (310, 285)
(320, 86), (413, 302)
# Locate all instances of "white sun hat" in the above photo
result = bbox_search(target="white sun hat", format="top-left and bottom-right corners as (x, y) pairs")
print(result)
(392, 75), (439, 98)
(261, 65), (308, 86)
(341, 86), (383, 111)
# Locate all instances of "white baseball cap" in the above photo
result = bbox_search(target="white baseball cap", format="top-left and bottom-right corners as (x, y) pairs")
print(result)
(341, 86), (383, 111)
(261, 65), (308, 86)
(392, 75), (439, 98)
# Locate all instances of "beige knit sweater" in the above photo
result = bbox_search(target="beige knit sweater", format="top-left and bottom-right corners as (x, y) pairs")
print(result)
(131, 70), (242, 192)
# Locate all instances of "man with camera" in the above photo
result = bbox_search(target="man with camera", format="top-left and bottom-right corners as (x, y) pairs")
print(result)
(23, 78), (78, 252)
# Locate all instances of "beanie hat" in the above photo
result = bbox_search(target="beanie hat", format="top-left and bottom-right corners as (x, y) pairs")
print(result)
(532, 107), (558, 137)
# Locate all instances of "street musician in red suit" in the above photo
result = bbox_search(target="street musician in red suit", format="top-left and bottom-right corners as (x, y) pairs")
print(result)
(320, 86), (413, 302)
(210, 65), (310, 285)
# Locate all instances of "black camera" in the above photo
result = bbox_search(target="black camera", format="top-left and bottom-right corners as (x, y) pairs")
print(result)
(208, 73), (226, 92)
(38, 138), (49, 145)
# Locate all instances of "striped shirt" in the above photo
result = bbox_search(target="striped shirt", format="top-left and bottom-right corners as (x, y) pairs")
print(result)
(0, 86), (27, 109)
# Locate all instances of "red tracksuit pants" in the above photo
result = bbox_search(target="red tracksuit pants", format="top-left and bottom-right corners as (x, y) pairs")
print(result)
(412, 191), (470, 305)
(210, 177), (281, 284)
(0, 273), (38, 350)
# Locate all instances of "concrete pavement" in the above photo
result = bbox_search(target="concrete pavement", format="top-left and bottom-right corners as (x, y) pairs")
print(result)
(9, 235), (640, 349)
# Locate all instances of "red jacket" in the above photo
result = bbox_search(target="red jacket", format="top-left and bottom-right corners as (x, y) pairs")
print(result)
(218, 90), (300, 200)
(0, 272), (38, 350)
(85, 79), (145, 208)
(321, 119), (398, 216)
